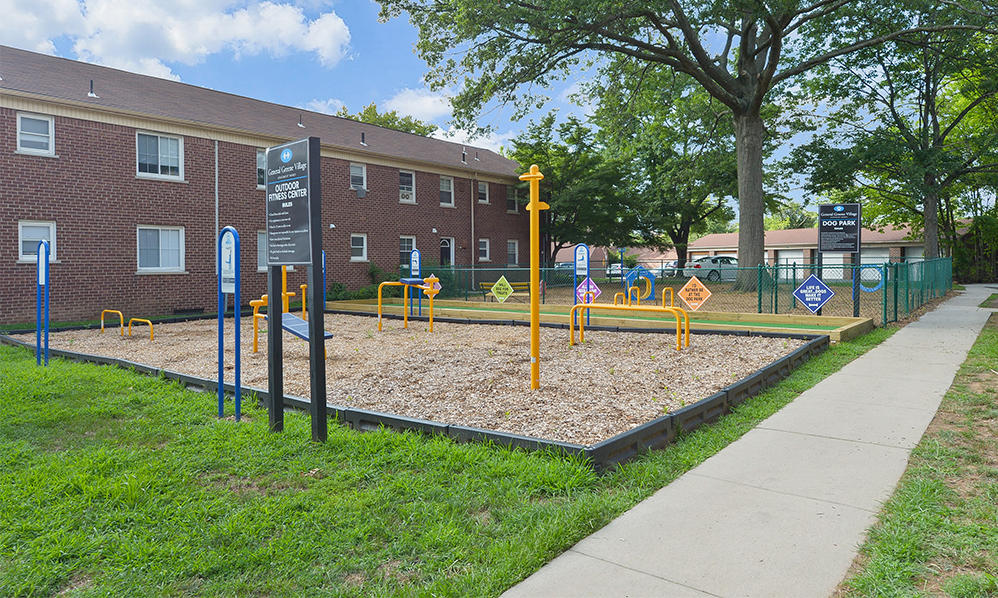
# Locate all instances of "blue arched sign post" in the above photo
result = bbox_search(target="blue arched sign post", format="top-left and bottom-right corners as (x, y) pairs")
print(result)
(217, 226), (241, 420)
(408, 248), (423, 316)
(35, 240), (50, 366)
(573, 244), (591, 326)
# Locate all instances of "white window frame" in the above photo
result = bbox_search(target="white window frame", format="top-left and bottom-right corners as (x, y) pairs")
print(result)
(506, 186), (519, 213)
(350, 233), (368, 262)
(399, 170), (416, 204)
(256, 149), (266, 189)
(350, 163), (367, 190)
(136, 225), (185, 273)
(257, 231), (268, 272)
(18, 220), (56, 262)
(478, 238), (491, 262)
(439, 176), (454, 207)
(477, 181), (489, 204)
(16, 113), (56, 157)
(507, 239), (519, 266)
(136, 131), (184, 181)
(399, 235), (416, 267)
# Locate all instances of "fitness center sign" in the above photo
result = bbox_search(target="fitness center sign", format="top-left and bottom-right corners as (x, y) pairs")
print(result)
(818, 203), (861, 253)
(266, 138), (314, 265)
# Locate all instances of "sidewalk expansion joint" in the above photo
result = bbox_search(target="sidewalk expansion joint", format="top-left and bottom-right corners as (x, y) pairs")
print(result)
(566, 549), (724, 597)
(686, 472), (878, 514)
(754, 426), (917, 451)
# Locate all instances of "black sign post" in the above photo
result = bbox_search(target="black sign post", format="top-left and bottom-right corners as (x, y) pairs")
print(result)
(819, 203), (862, 317)
(265, 137), (327, 442)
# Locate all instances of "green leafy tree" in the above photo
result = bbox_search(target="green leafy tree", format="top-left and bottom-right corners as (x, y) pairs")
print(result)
(376, 0), (995, 287)
(508, 114), (640, 265)
(335, 102), (438, 136)
(591, 64), (738, 268)
(789, 12), (998, 258)
(765, 201), (817, 230)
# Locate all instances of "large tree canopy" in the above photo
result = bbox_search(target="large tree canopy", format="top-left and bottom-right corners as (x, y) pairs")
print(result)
(789, 14), (998, 258)
(377, 0), (995, 287)
(590, 62), (738, 268)
(508, 114), (640, 265)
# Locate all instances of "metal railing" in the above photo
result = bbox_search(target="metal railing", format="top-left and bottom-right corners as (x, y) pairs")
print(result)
(401, 258), (952, 326)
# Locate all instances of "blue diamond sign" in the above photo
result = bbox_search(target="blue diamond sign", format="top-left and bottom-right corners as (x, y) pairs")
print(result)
(793, 274), (835, 313)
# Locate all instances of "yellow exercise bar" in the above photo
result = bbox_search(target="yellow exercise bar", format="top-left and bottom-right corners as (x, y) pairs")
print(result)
(520, 164), (548, 390)
(100, 309), (124, 336)
(128, 318), (154, 340)
(568, 303), (690, 351)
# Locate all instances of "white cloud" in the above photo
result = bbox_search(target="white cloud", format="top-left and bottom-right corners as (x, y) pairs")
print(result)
(0, 0), (350, 79)
(304, 98), (345, 115)
(431, 126), (516, 155)
(383, 87), (452, 122)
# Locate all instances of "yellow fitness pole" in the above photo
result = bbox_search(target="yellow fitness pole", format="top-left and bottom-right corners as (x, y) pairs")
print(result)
(520, 164), (548, 390)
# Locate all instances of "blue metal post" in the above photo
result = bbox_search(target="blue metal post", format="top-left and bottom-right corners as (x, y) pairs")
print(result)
(217, 227), (242, 421)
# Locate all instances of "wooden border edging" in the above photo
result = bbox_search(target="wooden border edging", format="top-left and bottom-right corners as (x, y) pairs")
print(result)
(0, 327), (828, 472)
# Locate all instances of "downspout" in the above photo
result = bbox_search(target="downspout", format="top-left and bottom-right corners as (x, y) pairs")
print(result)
(471, 175), (476, 266)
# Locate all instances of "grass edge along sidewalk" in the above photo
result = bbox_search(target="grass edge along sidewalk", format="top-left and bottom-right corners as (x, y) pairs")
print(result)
(837, 313), (998, 598)
(0, 328), (891, 597)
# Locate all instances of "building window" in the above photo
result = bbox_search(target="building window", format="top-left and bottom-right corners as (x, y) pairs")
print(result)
(478, 238), (490, 262)
(506, 186), (519, 213)
(477, 181), (489, 204)
(399, 170), (415, 203)
(257, 231), (268, 271)
(439, 176), (454, 206)
(18, 221), (56, 261)
(400, 236), (416, 267)
(256, 149), (266, 188)
(350, 163), (367, 190)
(507, 239), (519, 266)
(17, 113), (55, 156)
(137, 226), (184, 272)
(350, 234), (368, 261)
(136, 132), (183, 180)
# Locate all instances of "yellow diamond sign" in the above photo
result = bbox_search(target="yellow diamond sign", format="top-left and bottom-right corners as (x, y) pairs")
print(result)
(491, 275), (515, 303)
(679, 276), (712, 311)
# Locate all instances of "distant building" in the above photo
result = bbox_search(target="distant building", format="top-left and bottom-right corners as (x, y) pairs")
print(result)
(1, 45), (526, 323)
(687, 227), (926, 273)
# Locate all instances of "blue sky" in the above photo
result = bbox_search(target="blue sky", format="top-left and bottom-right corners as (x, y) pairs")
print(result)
(1, 0), (584, 152)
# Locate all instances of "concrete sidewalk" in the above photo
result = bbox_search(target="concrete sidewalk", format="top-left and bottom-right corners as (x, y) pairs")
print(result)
(504, 285), (995, 598)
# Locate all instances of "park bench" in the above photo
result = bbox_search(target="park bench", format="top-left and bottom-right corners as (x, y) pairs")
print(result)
(479, 280), (530, 301)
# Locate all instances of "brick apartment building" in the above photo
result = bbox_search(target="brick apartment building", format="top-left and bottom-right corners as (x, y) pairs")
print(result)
(1, 45), (527, 323)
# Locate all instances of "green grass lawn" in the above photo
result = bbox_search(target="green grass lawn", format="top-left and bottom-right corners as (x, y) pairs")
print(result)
(0, 328), (893, 597)
(979, 293), (998, 309)
(841, 314), (998, 597)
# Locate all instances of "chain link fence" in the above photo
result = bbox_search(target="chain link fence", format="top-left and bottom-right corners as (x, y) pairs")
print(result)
(403, 258), (952, 326)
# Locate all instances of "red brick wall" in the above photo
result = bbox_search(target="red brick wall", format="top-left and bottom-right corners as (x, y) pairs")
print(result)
(0, 108), (528, 323)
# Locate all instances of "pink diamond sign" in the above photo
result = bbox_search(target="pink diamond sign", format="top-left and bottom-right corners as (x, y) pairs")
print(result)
(575, 277), (601, 303)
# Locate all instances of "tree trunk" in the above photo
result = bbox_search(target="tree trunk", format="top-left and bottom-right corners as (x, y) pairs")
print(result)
(734, 112), (766, 289)
(923, 173), (939, 259)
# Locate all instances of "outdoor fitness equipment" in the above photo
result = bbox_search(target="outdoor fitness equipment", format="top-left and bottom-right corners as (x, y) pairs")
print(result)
(99, 308), (154, 340)
(251, 265), (332, 354)
(377, 274), (441, 332)
(570, 287), (690, 351)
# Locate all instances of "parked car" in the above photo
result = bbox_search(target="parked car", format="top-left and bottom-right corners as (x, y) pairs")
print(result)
(648, 260), (680, 278)
(683, 256), (739, 281)
(553, 262), (574, 270)
(606, 263), (623, 279)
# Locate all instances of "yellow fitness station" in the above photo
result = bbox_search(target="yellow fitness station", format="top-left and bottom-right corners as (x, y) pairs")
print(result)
(520, 164), (548, 390)
(377, 274), (441, 332)
(251, 266), (333, 354)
